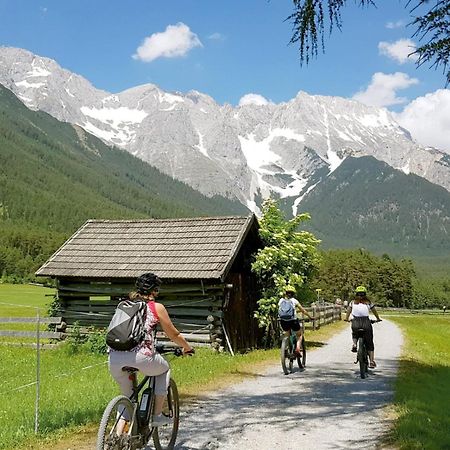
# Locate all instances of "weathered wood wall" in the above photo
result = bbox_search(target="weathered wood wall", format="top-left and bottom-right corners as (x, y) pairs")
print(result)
(55, 278), (228, 347)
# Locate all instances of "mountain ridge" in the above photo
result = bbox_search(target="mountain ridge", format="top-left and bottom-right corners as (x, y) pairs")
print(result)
(299, 155), (450, 257)
(1, 46), (449, 215)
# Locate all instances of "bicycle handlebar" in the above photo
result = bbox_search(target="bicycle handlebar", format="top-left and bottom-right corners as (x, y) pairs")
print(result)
(155, 344), (195, 356)
(346, 318), (381, 323)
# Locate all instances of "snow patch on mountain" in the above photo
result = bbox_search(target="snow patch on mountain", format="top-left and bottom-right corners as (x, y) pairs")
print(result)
(159, 91), (184, 104)
(194, 131), (210, 158)
(1, 46), (450, 214)
(327, 150), (345, 173)
(28, 62), (51, 78)
(80, 105), (148, 145)
(16, 80), (45, 89)
(80, 105), (148, 125)
(401, 161), (411, 174)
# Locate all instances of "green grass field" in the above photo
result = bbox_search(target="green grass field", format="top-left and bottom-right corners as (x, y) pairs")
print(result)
(0, 283), (345, 450)
(0, 283), (57, 343)
(0, 283), (54, 315)
(388, 315), (450, 450)
(3, 284), (449, 449)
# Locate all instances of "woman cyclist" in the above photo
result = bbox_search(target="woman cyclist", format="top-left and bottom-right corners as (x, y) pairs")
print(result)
(278, 286), (313, 355)
(344, 285), (381, 369)
(108, 272), (194, 428)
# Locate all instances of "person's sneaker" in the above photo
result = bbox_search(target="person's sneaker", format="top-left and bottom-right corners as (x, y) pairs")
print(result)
(351, 345), (357, 353)
(151, 414), (173, 427)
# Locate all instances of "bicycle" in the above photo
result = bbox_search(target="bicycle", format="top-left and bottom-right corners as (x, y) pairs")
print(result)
(353, 319), (379, 379)
(280, 320), (306, 375)
(97, 344), (184, 450)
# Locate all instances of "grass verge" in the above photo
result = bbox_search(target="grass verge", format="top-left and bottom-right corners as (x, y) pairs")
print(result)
(1, 283), (346, 449)
(11, 323), (345, 450)
(386, 315), (450, 450)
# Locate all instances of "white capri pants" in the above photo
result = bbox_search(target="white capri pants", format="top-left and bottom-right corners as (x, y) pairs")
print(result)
(109, 349), (170, 398)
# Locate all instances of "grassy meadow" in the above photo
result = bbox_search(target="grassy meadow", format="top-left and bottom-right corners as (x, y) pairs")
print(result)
(0, 283), (345, 450)
(3, 283), (449, 450)
(0, 283), (54, 314)
(387, 314), (450, 450)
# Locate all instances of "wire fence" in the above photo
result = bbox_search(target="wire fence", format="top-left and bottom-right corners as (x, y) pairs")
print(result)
(0, 298), (344, 438)
(0, 301), (111, 436)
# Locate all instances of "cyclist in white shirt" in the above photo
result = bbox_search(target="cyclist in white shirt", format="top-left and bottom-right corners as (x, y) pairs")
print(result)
(278, 286), (313, 355)
(344, 285), (381, 368)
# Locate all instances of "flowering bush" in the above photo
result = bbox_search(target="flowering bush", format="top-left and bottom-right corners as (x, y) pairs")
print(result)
(252, 199), (321, 345)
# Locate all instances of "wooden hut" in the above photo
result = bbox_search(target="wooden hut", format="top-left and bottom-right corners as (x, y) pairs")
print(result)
(36, 215), (262, 352)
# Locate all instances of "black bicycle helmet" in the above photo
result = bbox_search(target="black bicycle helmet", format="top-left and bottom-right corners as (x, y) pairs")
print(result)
(135, 272), (161, 294)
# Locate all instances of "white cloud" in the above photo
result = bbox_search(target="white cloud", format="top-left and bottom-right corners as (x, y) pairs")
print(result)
(239, 93), (271, 106)
(386, 20), (405, 29)
(133, 22), (202, 62)
(394, 89), (450, 153)
(378, 38), (417, 64)
(208, 32), (225, 41)
(353, 72), (419, 107)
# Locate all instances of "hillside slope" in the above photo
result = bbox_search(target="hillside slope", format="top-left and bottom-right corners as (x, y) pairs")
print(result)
(0, 84), (246, 278)
(299, 156), (450, 257)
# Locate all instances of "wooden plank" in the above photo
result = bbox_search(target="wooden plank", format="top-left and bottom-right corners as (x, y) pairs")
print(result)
(163, 307), (223, 317)
(156, 331), (210, 343)
(170, 317), (217, 325)
(0, 317), (62, 324)
(0, 330), (63, 339)
(58, 281), (225, 294)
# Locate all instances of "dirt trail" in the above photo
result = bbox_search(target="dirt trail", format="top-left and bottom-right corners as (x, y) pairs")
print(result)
(51, 319), (403, 450)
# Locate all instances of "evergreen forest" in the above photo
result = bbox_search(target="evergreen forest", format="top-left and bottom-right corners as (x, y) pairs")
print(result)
(298, 155), (450, 259)
(310, 249), (450, 309)
(0, 84), (246, 280)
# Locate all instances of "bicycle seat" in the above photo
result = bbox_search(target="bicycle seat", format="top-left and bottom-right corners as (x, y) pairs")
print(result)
(122, 366), (139, 373)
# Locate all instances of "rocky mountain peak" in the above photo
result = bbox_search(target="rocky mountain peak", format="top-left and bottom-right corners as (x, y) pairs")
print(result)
(1, 46), (449, 214)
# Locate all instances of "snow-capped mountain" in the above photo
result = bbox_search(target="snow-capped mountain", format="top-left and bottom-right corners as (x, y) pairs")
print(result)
(1, 46), (449, 214)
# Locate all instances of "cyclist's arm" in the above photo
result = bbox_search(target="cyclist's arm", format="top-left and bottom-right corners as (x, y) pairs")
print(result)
(155, 303), (193, 353)
(344, 305), (352, 321)
(370, 305), (381, 321)
(297, 304), (313, 320)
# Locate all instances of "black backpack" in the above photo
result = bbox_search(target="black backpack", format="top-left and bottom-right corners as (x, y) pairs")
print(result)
(106, 299), (148, 351)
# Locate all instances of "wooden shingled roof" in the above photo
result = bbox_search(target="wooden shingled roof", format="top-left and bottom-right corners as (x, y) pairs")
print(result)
(36, 215), (258, 280)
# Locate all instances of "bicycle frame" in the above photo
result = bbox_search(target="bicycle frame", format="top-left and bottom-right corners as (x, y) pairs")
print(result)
(128, 371), (155, 434)
(352, 319), (378, 379)
(280, 321), (306, 374)
(97, 345), (183, 450)
(355, 329), (369, 379)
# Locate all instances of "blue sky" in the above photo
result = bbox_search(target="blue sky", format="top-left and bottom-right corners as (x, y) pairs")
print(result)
(0, 0), (449, 151)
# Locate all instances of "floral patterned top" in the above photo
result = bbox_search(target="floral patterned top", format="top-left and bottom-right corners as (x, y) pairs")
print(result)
(135, 301), (159, 355)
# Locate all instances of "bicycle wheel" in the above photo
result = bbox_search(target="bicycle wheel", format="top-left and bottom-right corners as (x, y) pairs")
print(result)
(280, 336), (292, 375)
(357, 337), (367, 379)
(97, 395), (135, 450)
(153, 378), (180, 450)
(297, 336), (306, 369)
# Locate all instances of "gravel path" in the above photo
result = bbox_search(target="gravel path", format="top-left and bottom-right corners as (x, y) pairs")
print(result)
(155, 319), (403, 450)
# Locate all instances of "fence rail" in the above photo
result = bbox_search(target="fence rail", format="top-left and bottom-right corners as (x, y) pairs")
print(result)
(304, 304), (342, 330)
(0, 316), (65, 340)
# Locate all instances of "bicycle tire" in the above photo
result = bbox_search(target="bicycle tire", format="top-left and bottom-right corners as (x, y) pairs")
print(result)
(97, 395), (135, 450)
(357, 337), (367, 379)
(297, 336), (306, 369)
(153, 378), (180, 450)
(280, 336), (291, 375)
